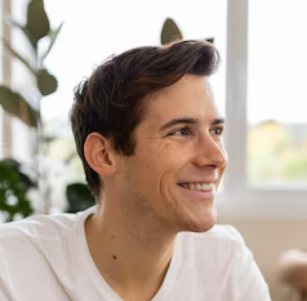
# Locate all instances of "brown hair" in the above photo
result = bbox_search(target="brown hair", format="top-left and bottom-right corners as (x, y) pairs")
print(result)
(70, 40), (220, 198)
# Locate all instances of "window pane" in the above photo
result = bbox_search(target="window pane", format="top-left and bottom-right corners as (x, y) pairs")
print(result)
(247, 0), (307, 187)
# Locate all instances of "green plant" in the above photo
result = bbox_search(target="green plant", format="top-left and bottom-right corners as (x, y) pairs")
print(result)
(66, 183), (96, 213)
(0, 159), (36, 222)
(0, 0), (63, 127)
(0, 0), (64, 219)
(161, 18), (214, 45)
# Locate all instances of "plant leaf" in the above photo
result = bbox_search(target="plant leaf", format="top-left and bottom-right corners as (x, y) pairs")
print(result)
(0, 86), (38, 127)
(41, 22), (64, 61)
(0, 161), (34, 222)
(2, 38), (37, 75)
(205, 37), (214, 44)
(26, 0), (50, 47)
(23, 26), (40, 50)
(161, 18), (183, 45)
(66, 183), (95, 213)
(36, 69), (58, 96)
(0, 159), (36, 189)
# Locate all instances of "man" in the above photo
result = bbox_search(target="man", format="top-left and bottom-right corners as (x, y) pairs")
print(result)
(0, 40), (271, 300)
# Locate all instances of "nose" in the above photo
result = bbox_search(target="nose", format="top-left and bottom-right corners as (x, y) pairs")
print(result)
(193, 132), (228, 170)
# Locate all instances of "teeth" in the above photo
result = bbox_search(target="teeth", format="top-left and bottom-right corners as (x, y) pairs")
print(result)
(182, 183), (214, 191)
(188, 183), (195, 190)
(201, 183), (213, 191)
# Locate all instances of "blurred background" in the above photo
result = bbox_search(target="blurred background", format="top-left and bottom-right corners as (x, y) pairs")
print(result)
(0, 0), (307, 300)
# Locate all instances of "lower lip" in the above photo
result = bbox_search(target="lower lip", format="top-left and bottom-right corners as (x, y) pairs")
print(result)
(177, 185), (215, 201)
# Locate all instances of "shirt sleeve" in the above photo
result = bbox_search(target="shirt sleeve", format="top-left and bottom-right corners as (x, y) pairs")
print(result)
(0, 280), (11, 301)
(226, 226), (272, 301)
(0, 243), (13, 301)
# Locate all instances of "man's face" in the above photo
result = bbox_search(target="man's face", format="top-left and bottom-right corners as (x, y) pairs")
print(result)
(114, 74), (227, 233)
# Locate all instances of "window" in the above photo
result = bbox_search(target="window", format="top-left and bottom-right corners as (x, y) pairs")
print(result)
(248, 0), (307, 187)
(217, 0), (307, 217)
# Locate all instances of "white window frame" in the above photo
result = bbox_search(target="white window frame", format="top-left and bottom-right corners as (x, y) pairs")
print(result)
(216, 0), (307, 217)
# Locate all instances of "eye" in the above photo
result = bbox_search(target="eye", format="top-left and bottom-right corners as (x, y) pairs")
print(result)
(210, 127), (224, 136)
(169, 127), (190, 136)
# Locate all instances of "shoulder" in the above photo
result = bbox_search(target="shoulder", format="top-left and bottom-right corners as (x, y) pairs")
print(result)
(0, 207), (96, 277)
(176, 225), (256, 283)
(0, 212), (78, 242)
(0, 206), (96, 244)
(0, 208), (94, 298)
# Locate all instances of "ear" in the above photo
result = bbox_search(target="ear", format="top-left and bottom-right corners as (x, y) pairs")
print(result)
(84, 132), (116, 176)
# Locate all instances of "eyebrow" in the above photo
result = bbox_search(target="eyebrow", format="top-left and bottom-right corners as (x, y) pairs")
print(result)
(159, 117), (225, 131)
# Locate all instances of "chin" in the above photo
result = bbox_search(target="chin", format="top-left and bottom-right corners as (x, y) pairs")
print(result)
(193, 218), (216, 233)
(192, 205), (217, 232)
(193, 221), (216, 233)
(180, 213), (217, 233)
(169, 196), (217, 233)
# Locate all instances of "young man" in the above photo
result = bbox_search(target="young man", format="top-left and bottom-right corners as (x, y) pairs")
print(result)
(0, 40), (271, 300)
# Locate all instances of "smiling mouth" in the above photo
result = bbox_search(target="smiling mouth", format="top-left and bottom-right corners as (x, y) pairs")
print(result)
(177, 183), (214, 192)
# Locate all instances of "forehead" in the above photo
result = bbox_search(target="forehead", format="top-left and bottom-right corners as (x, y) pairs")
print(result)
(144, 74), (221, 127)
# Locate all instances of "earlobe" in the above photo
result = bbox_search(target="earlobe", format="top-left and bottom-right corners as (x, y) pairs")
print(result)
(84, 132), (116, 176)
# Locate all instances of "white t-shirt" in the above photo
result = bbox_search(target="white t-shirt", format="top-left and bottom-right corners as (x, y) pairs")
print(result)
(0, 206), (271, 301)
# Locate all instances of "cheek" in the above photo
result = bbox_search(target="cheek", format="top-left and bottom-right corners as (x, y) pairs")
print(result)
(135, 140), (194, 191)
(132, 145), (178, 189)
(148, 143), (189, 174)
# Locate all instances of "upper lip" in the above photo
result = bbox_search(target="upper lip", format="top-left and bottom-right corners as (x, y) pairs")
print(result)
(177, 179), (218, 185)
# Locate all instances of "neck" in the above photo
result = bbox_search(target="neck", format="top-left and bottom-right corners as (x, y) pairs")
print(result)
(85, 196), (177, 301)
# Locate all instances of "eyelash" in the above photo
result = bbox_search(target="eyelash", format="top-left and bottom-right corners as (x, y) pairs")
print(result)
(211, 127), (224, 136)
(169, 127), (224, 137)
(169, 127), (191, 136)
